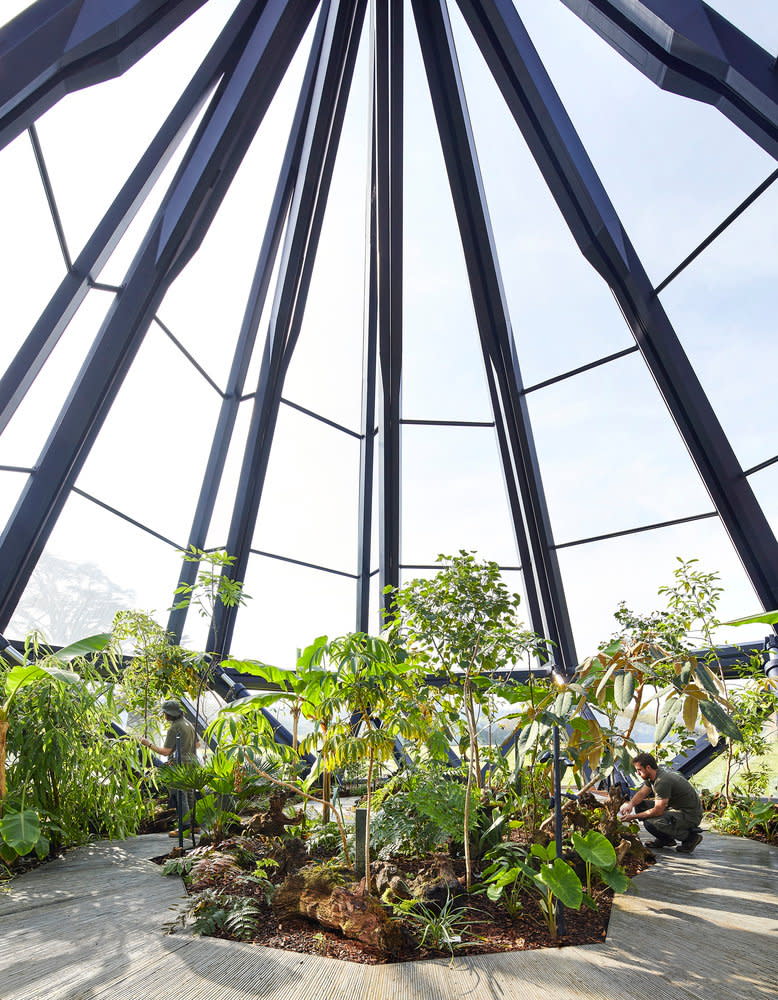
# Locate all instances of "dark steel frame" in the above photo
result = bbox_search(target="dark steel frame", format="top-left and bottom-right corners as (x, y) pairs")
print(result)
(0, 0), (776, 683)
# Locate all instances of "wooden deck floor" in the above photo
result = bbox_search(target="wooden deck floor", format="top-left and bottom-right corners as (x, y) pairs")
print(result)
(1, 830), (775, 1000)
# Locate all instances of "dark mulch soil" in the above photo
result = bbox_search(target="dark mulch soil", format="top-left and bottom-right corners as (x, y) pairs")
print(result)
(160, 847), (654, 965)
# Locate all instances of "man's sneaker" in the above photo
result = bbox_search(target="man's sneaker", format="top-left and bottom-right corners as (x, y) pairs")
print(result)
(646, 838), (676, 848)
(676, 832), (703, 854)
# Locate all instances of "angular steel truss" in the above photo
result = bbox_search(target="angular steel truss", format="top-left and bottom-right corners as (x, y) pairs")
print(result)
(0, 0), (776, 663)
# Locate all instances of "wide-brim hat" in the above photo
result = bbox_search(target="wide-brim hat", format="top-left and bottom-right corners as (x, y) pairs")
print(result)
(161, 699), (184, 718)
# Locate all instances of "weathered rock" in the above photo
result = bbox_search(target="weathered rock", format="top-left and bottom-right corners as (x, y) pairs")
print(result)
(409, 856), (463, 910)
(272, 871), (404, 954)
(373, 863), (402, 896)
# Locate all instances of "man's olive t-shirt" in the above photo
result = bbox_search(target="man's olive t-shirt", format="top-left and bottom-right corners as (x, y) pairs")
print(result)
(164, 717), (197, 762)
(646, 767), (702, 824)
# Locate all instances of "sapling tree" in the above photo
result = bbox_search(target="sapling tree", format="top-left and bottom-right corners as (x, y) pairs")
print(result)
(113, 610), (199, 736)
(386, 551), (551, 890)
(299, 632), (428, 894)
(549, 561), (743, 789)
(171, 546), (250, 732)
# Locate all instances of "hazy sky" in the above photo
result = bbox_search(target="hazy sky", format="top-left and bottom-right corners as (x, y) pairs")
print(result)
(1, 0), (776, 664)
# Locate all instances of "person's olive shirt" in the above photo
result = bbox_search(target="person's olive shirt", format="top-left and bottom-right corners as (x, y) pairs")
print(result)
(163, 717), (197, 762)
(645, 767), (702, 824)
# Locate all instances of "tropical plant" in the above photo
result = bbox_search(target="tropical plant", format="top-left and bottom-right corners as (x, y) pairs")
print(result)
(521, 842), (583, 939)
(570, 829), (629, 896)
(391, 891), (475, 959)
(478, 842), (533, 918)
(300, 632), (428, 893)
(180, 889), (262, 940)
(112, 610), (199, 736)
(170, 546), (250, 732)
(708, 798), (777, 843)
(1, 634), (150, 863)
(386, 551), (551, 889)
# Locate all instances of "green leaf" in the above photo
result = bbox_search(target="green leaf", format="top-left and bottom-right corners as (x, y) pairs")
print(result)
(297, 636), (329, 669)
(654, 696), (680, 745)
(52, 633), (111, 661)
(613, 671), (635, 711)
(693, 662), (719, 697)
(3, 663), (79, 703)
(3, 663), (47, 700)
(698, 699), (743, 741)
(722, 609), (778, 627)
(221, 659), (290, 687)
(571, 830), (617, 869)
(41, 666), (80, 686)
(0, 809), (41, 856)
(538, 859), (583, 909)
(530, 842), (552, 862)
(34, 834), (50, 860)
(599, 866), (630, 893)
(0, 840), (17, 864)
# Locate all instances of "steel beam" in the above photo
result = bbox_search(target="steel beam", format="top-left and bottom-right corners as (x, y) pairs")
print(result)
(412, 0), (577, 668)
(0, 0), (208, 151)
(559, 0), (778, 159)
(0, 0), (316, 629)
(357, 0), (403, 634)
(167, 2), (331, 643)
(356, 113), (379, 633)
(209, 0), (368, 660)
(0, 0), (268, 437)
(375, 0), (403, 614)
(456, 0), (778, 613)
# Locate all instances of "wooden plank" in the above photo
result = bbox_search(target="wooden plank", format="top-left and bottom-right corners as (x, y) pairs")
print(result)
(0, 831), (775, 1000)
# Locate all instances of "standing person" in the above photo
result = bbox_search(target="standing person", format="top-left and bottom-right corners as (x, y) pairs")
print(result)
(619, 752), (703, 854)
(139, 700), (198, 835)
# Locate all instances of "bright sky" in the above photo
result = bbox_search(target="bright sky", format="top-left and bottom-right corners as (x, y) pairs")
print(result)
(1, 0), (776, 665)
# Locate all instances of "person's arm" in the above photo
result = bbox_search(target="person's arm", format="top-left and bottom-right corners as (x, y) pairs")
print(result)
(139, 736), (173, 757)
(622, 795), (669, 821)
(619, 783), (651, 816)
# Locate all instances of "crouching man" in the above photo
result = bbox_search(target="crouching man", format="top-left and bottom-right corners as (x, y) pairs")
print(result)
(620, 752), (703, 854)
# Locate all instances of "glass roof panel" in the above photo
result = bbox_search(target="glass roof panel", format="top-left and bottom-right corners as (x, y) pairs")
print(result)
(658, 180), (778, 472)
(512, 0), (776, 286)
(281, 10), (370, 434)
(401, 424), (520, 566)
(7, 491), (183, 645)
(252, 404), (360, 574)
(401, 4), (493, 423)
(526, 351), (713, 545)
(156, 16), (315, 392)
(0, 470), (29, 530)
(96, 96), (212, 287)
(0, 132), (67, 366)
(75, 321), (222, 545)
(31, 0), (241, 262)
(0, 288), (114, 468)
(449, 3), (635, 389)
(230, 555), (356, 667)
(558, 519), (759, 661)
